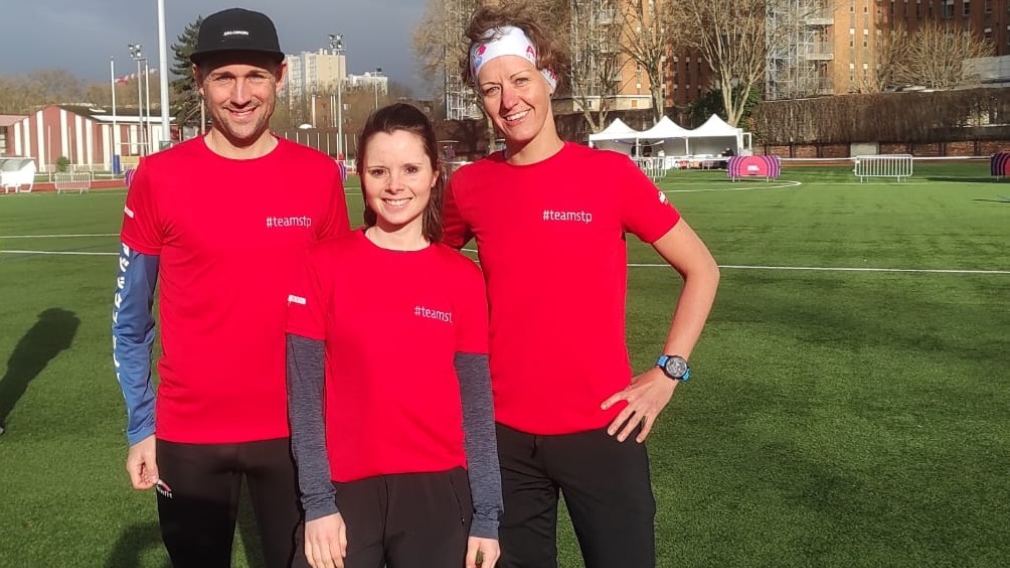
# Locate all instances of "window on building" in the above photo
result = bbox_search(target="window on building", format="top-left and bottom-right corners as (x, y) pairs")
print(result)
(984, 0), (992, 13)
(985, 27), (993, 41)
(964, 0), (971, 16)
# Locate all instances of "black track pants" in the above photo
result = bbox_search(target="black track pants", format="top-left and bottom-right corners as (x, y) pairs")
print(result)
(495, 424), (656, 568)
(155, 437), (308, 568)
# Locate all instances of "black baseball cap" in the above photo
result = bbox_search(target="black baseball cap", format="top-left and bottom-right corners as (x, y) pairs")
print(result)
(189, 8), (284, 64)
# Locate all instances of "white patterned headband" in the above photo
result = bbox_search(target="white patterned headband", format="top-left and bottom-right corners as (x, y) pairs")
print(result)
(469, 26), (558, 92)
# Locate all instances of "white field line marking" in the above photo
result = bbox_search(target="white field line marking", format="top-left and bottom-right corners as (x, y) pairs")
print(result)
(0, 250), (118, 256)
(0, 233), (119, 239)
(458, 249), (1009, 275)
(3, 247), (1005, 274)
(663, 180), (802, 193)
(340, 180), (804, 197)
(645, 264), (1010, 274)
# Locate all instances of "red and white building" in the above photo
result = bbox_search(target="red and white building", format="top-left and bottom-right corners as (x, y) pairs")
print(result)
(1, 104), (174, 172)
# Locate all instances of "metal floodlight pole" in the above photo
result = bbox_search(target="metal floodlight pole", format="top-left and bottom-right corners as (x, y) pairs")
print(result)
(129, 44), (145, 155)
(329, 33), (345, 156)
(157, 0), (170, 149)
(110, 57), (120, 170)
(144, 59), (153, 153)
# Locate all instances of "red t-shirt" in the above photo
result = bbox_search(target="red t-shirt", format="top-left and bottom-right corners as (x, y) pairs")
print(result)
(120, 136), (350, 444)
(286, 229), (489, 482)
(443, 142), (680, 435)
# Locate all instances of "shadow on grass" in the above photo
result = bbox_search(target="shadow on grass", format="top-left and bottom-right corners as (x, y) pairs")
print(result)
(105, 522), (169, 568)
(972, 198), (1010, 204)
(102, 489), (269, 567)
(0, 308), (79, 434)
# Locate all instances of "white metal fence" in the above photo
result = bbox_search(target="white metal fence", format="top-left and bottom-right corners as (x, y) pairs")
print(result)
(853, 154), (914, 182)
(634, 157), (666, 182)
(54, 172), (93, 194)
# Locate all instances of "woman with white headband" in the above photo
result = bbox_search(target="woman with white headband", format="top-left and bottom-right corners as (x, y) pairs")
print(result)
(442, 5), (721, 568)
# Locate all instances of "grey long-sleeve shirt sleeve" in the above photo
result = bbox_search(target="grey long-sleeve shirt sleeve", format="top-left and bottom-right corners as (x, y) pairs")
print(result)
(456, 352), (503, 539)
(286, 333), (338, 521)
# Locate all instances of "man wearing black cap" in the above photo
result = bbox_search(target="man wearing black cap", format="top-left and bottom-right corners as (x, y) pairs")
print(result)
(112, 8), (349, 567)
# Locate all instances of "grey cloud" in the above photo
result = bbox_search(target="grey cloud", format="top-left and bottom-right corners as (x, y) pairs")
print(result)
(0, 0), (427, 94)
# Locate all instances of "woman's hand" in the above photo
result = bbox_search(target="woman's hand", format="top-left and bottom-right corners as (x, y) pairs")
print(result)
(304, 513), (347, 568)
(602, 367), (677, 443)
(466, 536), (501, 568)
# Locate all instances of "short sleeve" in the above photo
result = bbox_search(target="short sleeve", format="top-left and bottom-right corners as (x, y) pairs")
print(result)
(315, 166), (351, 241)
(617, 156), (681, 244)
(120, 160), (163, 255)
(453, 257), (489, 354)
(442, 176), (473, 250)
(286, 247), (329, 341)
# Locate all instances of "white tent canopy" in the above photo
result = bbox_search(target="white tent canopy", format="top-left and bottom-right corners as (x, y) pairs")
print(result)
(685, 114), (746, 156)
(587, 118), (640, 152)
(587, 114), (752, 159)
(637, 117), (692, 156)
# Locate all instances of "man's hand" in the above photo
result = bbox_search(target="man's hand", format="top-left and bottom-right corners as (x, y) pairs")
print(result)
(126, 435), (158, 490)
(466, 536), (500, 568)
(601, 367), (677, 443)
(304, 513), (347, 568)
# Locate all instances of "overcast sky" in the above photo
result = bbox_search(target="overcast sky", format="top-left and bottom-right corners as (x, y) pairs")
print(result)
(0, 0), (429, 94)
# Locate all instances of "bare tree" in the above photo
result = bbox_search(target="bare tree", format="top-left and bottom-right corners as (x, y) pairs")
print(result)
(618, 0), (676, 122)
(0, 70), (88, 114)
(413, 0), (480, 114)
(414, 0), (494, 146)
(680, 0), (775, 126)
(569, 0), (625, 131)
(892, 22), (993, 89)
(856, 25), (911, 93)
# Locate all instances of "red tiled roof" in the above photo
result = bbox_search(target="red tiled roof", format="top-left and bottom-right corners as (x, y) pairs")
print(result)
(0, 114), (27, 127)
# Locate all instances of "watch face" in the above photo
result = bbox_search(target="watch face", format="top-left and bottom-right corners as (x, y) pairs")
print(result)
(664, 356), (688, 379)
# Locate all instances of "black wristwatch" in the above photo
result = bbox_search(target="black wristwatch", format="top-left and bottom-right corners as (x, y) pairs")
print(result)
(656, 355), (691, 381)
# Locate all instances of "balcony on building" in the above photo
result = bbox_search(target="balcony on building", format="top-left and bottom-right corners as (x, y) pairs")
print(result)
(805, 42), (834, 60)
(805, 2), (834, 26)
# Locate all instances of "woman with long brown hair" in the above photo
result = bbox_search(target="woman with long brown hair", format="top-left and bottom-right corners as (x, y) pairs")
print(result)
(287, 103), (502, 568)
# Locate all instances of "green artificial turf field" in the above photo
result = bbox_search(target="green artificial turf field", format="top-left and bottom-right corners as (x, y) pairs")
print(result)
(0, 163), (1007, 567)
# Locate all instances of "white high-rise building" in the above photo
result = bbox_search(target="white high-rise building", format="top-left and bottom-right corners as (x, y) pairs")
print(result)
(284, 49), (347, 98)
